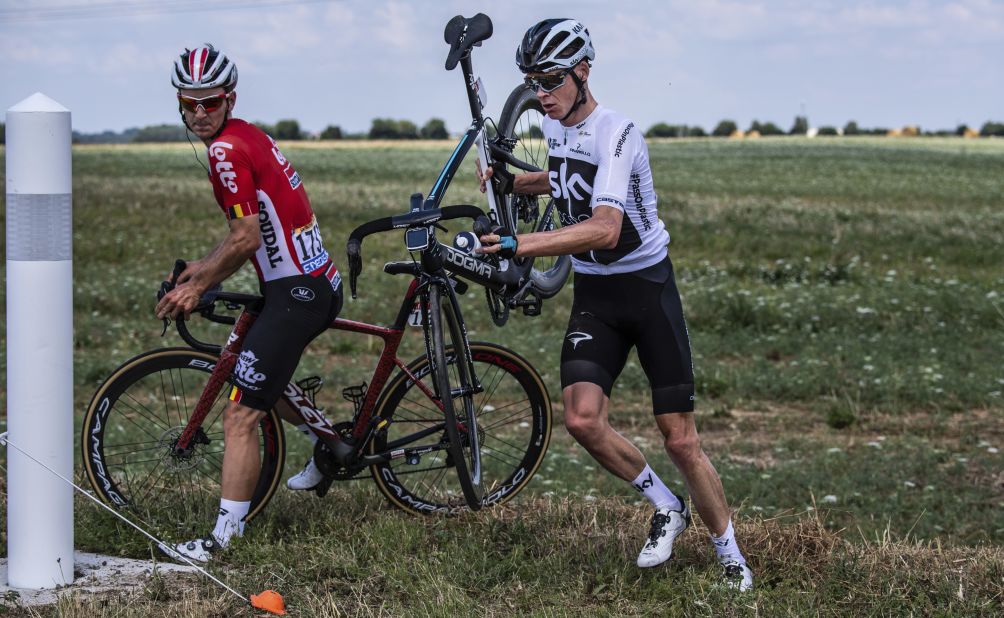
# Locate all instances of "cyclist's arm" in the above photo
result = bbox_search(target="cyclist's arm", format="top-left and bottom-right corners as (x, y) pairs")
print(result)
(186, 216), (260, 290)
(513, 171), (549, 195)
(477, 166), (549, 195)
(480, 205), (621, 258)
(155, 215), (260, 319)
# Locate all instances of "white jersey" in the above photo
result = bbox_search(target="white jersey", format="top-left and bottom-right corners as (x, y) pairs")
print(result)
(542, 105), (669, 275)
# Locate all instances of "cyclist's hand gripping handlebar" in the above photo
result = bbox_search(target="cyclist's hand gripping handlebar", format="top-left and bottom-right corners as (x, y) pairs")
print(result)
(474, 216), (518, 260)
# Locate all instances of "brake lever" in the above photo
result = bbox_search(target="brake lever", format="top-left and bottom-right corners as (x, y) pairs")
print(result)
(156, 259), (187, 336)
(346, 239), (362, 299)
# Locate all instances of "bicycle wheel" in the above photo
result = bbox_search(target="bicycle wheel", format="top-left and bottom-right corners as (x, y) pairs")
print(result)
(81, 348), (286, 538)
(497, 83), (572, 299)
(369, 339), (552, 515)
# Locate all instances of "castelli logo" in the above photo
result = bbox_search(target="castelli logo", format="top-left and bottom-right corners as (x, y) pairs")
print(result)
(291, 286), (315, 302)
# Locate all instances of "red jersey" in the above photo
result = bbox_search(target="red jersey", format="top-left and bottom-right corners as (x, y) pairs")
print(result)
(207, 119), (337, 285)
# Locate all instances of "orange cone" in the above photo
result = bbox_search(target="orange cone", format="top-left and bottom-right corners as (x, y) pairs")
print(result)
(250, 590), (286, 615)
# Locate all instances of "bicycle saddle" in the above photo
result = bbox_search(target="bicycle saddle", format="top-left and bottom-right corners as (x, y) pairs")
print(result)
(444, 13), (493, 70)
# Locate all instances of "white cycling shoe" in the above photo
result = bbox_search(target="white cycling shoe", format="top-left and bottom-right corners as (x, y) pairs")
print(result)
(721, 560), (754, 592)
(637, 504), (691, 568)
(286, 457), (324, 491)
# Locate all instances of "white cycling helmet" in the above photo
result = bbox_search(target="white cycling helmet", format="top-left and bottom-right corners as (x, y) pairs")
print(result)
(516, 18), (595, 74)
(172, 43), (238, 91)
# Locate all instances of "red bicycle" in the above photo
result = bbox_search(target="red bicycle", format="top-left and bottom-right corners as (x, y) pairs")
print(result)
(81, 206), (552, 536)
(82, 12), (563, 536)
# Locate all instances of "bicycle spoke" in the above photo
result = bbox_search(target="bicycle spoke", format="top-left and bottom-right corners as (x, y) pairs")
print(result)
(133, 458), (170, 506)
(100, 440), (166, 457)
(481, 405), (534, 431)
(112, 403), (171, 442)
(167, 368), (182, 429)
(117, 393), (174, 435)
(160, 370), (181, 430)
(481, 446), (524, 469)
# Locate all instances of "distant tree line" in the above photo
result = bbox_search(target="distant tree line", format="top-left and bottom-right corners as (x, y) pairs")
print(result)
(48, 117), (1004, 145)
(646, 117), (1004, 138)
(66, 117), (453, 144)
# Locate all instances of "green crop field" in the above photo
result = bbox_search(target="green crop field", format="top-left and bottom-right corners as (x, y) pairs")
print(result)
(1, 137), (1002, 616)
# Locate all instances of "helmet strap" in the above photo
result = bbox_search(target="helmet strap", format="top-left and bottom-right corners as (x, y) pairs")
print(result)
(560, 71), (588, 123)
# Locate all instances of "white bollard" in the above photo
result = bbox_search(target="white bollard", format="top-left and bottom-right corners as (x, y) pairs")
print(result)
(5, 93), (74, 588)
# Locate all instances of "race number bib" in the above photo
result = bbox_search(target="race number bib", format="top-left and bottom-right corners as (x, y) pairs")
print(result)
(292, 216), (329, 273)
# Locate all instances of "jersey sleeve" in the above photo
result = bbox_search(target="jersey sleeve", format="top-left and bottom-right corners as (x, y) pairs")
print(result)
(208, 138), (260, 221)
(591, 119), (641, 212)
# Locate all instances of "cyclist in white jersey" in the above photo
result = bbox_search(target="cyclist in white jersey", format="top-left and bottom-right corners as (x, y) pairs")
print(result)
(478, 18), (753, 591)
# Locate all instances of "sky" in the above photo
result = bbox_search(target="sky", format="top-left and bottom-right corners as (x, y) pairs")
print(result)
(1, 0), (1002, 135)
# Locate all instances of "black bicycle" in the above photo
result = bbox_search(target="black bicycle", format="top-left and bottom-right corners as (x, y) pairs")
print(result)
(433, 13), (571, 325)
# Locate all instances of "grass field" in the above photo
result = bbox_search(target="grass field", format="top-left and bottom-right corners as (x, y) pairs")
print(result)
(1, 137), (1002, 615)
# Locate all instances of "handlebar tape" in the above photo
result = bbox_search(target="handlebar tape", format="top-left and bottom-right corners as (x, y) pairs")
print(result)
(348, 216), (395, 243)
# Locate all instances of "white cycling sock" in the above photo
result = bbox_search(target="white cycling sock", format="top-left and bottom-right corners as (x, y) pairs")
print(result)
(631, 464), (683, 511)
(710, 520), (746, 564)
(212, 498), (250, 547)
(295, 423), (320, 445)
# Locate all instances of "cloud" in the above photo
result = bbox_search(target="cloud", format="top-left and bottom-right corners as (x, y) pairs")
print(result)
(375, 1), (423, 51)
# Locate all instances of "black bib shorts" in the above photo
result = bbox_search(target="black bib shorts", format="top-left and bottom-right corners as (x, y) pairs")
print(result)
(560, 256), (695, 414)
(230, 272), (343, 411)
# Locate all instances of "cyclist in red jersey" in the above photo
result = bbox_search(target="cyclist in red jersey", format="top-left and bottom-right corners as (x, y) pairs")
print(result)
(155, 44), (341, 561)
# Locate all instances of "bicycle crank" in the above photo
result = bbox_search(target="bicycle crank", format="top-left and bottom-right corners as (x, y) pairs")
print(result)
(313, 422), (366, 481)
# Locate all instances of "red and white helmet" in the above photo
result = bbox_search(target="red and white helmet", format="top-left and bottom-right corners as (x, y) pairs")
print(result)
(172, 44), (238, 91)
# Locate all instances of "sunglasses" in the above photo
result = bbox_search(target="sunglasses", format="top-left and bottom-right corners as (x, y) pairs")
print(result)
(177, 92), (230, 114)
(524, 70), (570, 93)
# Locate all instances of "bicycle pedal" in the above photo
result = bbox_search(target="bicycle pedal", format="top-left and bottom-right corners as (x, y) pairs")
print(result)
(313, 477), (334, 498)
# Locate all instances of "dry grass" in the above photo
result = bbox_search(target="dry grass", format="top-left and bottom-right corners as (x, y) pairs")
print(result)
(5, 498), (999, 616)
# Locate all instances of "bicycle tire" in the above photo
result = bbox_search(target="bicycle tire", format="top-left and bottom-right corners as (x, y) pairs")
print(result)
(81, 348), (286, 538)
(369, 341), (552, 515)
(497, 83), (572, 299)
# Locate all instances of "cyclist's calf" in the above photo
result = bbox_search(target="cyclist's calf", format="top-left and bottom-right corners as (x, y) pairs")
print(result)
(657, 414), (705, 471)
(223, 401), (267, 439)
(221, 401), (269, 501)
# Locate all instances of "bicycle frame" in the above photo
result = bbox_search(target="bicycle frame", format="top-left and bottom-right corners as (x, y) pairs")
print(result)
(172, 272), (467, 471)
